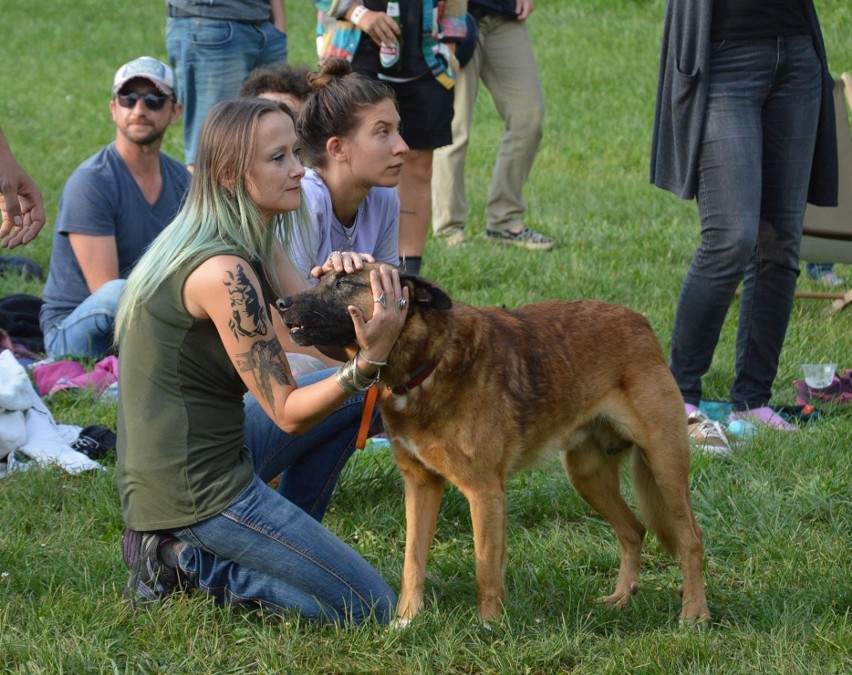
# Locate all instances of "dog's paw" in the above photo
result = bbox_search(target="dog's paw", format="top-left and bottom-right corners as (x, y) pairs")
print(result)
(389, 617), (412, 630)
(679, 598), (712, 630)
(679, 610), (713, 630)
(596, 582), (639, 609)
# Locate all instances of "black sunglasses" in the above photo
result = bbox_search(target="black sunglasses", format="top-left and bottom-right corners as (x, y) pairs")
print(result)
(116, 91), (170, 111)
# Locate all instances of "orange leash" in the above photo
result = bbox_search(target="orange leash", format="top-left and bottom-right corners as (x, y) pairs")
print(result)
(356, 385), (380, 450)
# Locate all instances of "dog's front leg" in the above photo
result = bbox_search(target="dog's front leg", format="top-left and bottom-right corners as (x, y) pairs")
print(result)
(466, 486), (508, 622)
(394, 449), (446, 620)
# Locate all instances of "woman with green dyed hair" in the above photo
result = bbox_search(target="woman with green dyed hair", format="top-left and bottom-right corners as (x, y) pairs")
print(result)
(115, 97), (408, 624)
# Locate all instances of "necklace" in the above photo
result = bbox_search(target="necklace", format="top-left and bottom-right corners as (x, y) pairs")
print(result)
(333, 208), (358, 251)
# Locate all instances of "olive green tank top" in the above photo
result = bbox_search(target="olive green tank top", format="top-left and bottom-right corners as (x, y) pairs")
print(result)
(117, 254), (257, 530)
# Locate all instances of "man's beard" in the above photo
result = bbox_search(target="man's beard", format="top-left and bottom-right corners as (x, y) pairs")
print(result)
(120, 120), (166, 146)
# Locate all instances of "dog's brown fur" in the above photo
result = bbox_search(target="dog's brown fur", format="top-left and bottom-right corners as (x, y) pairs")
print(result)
(278, 264), (710, 624)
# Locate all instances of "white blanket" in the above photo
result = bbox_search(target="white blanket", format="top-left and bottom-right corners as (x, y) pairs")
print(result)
(0, 350), (102, 477)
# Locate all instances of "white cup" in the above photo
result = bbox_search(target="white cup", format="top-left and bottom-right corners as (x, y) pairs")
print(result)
(801, 363), (836, 389)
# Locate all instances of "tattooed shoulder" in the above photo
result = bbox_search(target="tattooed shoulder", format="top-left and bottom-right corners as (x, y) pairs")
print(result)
(224, 263), (269, 340)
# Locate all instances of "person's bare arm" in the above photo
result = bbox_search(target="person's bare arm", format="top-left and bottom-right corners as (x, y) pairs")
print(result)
(0, 127), (46, 248)
(346, 4), (400, 47)
(68, 233), (120, 293)
(184, 254), (407, 433)
(270, 0), (286, 32)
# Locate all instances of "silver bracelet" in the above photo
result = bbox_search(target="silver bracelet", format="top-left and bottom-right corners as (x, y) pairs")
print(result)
(353, 352), (381, 386)
(358, 351), (388, 367)
(335, 357), (379, 395)
(335, 360), (362, 395)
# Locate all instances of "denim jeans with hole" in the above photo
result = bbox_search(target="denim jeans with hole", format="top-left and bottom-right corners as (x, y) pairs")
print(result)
(173, 368), (396, 624)
(166, 17), (288, 164)
(43, 278), (124, 359)
(670, 35), (822, 410)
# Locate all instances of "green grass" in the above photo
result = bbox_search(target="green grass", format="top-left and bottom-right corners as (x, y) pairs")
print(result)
(1, 0), (851, 671)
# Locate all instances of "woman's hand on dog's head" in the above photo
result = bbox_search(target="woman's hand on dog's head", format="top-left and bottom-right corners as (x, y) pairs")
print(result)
(349, 265), (408, 364)
(313, 250), (376, 278)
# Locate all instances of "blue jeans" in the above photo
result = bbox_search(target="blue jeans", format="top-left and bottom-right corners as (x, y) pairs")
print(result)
(43, 278), (124, 359)
(244, 368), (364, 521)
(166, 16), (288, 164)
(670, 36), (822, 410)
(173, 369), (395, 624)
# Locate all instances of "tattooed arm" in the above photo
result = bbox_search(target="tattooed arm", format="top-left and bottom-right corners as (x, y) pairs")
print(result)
(183, 254), (354, 434)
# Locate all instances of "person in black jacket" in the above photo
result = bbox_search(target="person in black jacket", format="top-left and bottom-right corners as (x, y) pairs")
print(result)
(650, 0), (837, 448)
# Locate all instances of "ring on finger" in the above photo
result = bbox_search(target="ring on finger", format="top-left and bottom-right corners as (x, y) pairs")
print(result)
(374, 291), (387, 309)
(395, 298), (408, 310)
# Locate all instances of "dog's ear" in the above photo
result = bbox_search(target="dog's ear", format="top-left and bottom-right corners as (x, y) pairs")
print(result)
(400, 274), (453, 310)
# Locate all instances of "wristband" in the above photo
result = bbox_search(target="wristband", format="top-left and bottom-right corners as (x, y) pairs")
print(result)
(350, 5), (368, 26)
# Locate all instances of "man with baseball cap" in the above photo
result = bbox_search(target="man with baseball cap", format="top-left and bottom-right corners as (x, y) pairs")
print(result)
(40, 57), (191, 359)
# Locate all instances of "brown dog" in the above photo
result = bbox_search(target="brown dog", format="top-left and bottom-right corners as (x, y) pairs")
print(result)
(277, 264), (711, 625)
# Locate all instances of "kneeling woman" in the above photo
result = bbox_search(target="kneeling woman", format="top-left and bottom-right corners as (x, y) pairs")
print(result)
(115, 97), (408, 624)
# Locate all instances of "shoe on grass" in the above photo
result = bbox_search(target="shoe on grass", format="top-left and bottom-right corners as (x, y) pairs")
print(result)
(122, 528), (181, 607)
(807, 270), (845, 287)
(485, 227), (554, 251)
(729, 406), (797, 431)
(815, 271), (845, 287)
(438, 229), (467, 247)
(686, 410), (732, 455)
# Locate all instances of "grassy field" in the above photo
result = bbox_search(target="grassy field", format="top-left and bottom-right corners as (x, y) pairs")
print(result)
(1, 0), (851, 672)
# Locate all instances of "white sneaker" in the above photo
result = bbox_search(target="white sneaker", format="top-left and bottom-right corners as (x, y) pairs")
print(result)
(687, 410), (732, 455)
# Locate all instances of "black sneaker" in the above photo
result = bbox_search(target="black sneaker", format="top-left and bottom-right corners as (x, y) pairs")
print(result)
(122, 528), (181, 608)
(71, 425), (117, 460)
(485, 227), (554, 251)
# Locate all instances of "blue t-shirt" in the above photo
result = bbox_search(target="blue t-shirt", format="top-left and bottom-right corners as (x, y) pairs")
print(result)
(40, 144), (190, 334)
(287, 168), (400, 282)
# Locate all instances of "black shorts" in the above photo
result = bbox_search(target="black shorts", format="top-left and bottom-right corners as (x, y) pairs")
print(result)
(388, 75), (454, 150)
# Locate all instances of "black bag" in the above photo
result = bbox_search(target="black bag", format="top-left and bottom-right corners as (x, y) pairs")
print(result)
(0, 294), (44, 353)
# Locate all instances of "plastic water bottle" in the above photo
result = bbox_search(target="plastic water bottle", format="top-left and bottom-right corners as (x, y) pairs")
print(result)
(380, 1), (403, 73)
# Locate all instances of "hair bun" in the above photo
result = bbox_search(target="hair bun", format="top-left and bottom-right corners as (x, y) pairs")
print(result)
(309, 58), (353, 89)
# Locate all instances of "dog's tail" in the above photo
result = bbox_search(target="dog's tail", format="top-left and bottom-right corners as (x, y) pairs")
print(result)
(631, 451), (678, 554)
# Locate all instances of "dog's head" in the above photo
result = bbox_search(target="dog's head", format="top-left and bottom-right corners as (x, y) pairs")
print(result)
(276, 263), (452, 348)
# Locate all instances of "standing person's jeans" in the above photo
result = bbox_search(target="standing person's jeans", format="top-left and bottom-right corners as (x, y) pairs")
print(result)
(43, 278), (124, 359)
(172, 368), (395, 624)
(670, 35), (822, 411)
(166, 16), (288, 165)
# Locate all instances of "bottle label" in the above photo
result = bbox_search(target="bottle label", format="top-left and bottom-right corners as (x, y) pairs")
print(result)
(386, 1), (400, 18)
(380, 41), (400, 69)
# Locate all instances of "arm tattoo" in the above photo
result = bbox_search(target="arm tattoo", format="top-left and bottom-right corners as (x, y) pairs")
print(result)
(225, 263), (269, 340)
(236, 339), (291, 408)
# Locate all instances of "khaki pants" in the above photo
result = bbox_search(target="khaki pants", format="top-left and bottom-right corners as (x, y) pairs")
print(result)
(432, 14), (545, 236)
